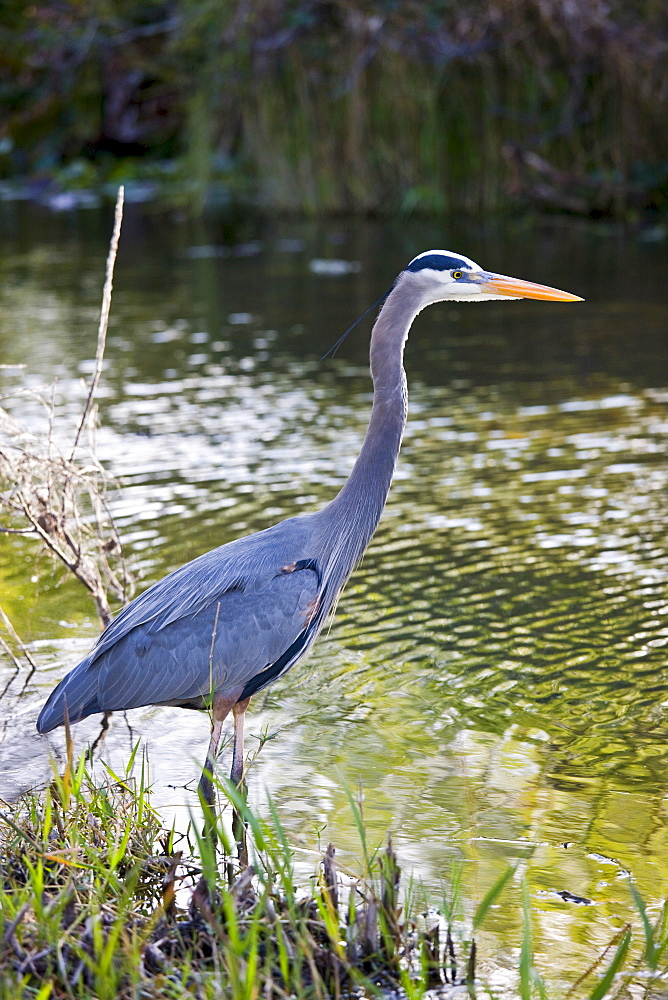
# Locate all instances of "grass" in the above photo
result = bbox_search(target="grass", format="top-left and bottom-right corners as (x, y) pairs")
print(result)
(2, 742), (668, 999)
(1, 744), (464, 1000)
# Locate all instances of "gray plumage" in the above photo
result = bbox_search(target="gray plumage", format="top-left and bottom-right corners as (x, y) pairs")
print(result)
(37, 251), (581, 795)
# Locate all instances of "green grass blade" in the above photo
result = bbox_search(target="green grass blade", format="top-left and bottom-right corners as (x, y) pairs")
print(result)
(441, 861), (464, 924)
(629, 883), (657, 969)
(586, 927), (632, 1000)
(342, 781), (373, 876)
(473, 865), (515, 931)
(520, 878), (532, 1000)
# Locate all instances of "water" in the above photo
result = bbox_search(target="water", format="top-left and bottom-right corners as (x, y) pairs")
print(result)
(2, 202), (668, 989)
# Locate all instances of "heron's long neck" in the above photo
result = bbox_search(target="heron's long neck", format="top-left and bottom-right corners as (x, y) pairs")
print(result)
(324, 285), (419, 550)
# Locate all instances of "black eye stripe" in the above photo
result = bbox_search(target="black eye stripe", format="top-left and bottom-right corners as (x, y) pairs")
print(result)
(406, 253), (470, 273)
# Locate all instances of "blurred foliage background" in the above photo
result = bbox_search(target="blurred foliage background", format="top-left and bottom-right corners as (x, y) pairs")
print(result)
(1, 0), (667, 216)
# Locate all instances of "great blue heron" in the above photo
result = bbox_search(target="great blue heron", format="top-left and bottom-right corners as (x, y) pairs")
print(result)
(37, 250), (582, 807)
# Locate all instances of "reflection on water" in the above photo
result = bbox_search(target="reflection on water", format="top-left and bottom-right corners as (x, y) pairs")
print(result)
(2, 204), (668, 988)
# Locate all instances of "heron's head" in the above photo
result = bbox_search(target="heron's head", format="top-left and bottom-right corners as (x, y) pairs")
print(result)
(401, 250), (583, 306)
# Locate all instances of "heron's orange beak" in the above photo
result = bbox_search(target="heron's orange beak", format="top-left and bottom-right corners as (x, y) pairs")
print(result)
(480, 274), (584, 301)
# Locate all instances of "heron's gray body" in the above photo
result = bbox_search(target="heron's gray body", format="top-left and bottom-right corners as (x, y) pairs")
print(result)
(36, 290), (408, 733)
(36, 510), (368, 729)
(37, 254), (580, 792)
(38, 520), (322, 729)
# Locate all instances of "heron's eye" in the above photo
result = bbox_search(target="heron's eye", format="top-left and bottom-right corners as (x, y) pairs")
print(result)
(452, 270), (463, 279)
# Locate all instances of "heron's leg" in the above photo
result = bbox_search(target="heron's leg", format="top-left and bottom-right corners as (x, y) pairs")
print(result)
(230, 697), (251, 870)
(198, 714), (225, 810)
(193, 696), (239, 906)
(230, 697), (251, 786)
(198, 693), (238, 810)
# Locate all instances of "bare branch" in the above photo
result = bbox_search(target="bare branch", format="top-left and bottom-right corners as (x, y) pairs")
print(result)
(70, 185), (124, 459)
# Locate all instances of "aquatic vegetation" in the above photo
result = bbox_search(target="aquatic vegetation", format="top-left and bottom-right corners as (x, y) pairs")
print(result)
(1, 0), (666, 216)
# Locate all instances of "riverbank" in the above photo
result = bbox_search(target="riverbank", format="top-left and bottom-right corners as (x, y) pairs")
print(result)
(0, 748), (487, 998)
(2, 0), (667, 217)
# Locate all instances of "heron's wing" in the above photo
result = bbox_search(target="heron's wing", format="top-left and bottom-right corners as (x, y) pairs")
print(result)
(90, 518), (307, 662)
(37, 517), (325, 731)
(95, 558), (322, 710)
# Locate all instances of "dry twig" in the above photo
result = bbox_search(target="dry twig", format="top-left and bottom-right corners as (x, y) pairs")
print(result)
(0, 187), (132, 631)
